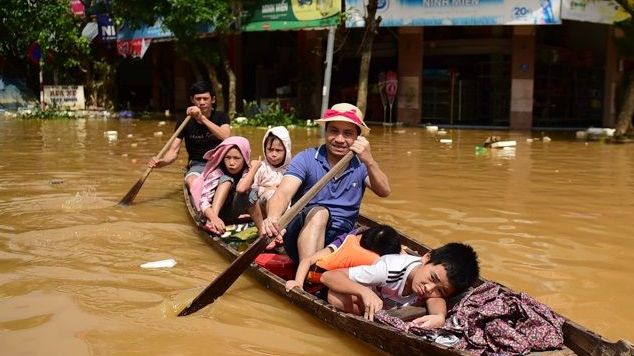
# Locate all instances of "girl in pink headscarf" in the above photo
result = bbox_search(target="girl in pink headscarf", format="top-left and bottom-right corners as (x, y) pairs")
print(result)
(190, 136), (262, 235)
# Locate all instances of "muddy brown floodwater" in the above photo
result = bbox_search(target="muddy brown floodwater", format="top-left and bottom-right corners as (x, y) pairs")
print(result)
(1, 117), (632, 355)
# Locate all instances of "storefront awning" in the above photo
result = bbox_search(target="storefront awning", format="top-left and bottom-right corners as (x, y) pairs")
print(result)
(116, 19), (214, 58)
(241, 0), (340, 31)
(117, 19), (176, 41)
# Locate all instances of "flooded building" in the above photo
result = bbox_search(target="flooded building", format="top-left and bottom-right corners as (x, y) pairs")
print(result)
(114, 0), (628, 130)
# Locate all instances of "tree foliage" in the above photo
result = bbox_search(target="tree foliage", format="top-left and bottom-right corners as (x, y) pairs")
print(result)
(111, 0), (232, 49)
(355, 0), (381, 115)
(0, 0), (90, 73)
(0, 1), (119, 109)
(111, 0), (237, 113)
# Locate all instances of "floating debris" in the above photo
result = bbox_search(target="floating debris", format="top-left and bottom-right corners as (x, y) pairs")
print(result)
(439, 139), (452, 144)
(490, 140), (517, 148)
(118, 110), (133, 118)
(587, 127), (615, 137)
(475, 145), (488, 155)
(104, 130), (117, 142)
(542, 136), (552, 142)
(483, 136), (516, 148)
(493, 147), (516, 158)
(130, 143), (138, 148)
(153, 131), (163, 137)
(483, 136), (501, 147)
(127, 134), (133, 138)
(140, 259), (177, 269)
(50, 179), (64, 185)
(158, 121), (166, 126)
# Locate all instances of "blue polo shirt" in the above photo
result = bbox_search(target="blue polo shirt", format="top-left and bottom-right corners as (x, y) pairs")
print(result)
(285, 145), (368, 233)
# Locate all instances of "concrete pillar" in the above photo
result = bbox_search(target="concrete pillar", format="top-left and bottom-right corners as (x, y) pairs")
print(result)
(603, 26), (621, 127)
(397, 27), (423, 126)
(510, 26), (536, 129)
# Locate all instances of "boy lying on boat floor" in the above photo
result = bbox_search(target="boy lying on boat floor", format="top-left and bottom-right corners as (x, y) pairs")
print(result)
(321, 242), (479, 329)
(284, 225), (401, 293)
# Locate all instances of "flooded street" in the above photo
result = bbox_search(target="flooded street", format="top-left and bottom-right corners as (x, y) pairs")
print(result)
(1, 117), (633, 355)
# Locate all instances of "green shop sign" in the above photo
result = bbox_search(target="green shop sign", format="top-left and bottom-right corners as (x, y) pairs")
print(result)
(241, 0), (340, 31)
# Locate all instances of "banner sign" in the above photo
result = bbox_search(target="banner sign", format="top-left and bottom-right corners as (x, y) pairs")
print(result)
(81, 22), (99, 41)
(117, 38), (152, 59)
(241, 0), (341, 31)
(97, 14), (116, 42)
(43, 85), (86, 110)
(70, 0), (85, 16)
(345, 0), (561, 27)
(561, 0), (630, 24)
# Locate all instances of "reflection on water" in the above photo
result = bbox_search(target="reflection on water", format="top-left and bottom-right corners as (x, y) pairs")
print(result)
(1, 117), (633, 354)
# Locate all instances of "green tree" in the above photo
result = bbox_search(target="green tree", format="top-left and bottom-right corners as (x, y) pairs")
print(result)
(111, 0), (239, 116)
(1, 1), (89, 97)
(0, 0), (117, 109)
(614, 0), (634, 138)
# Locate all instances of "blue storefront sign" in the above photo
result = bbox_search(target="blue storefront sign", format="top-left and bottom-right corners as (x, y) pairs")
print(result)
(97, 14), (117, 42)
(345, 0), (561, 27)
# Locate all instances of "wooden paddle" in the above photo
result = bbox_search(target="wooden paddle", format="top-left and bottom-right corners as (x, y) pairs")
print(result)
(178, 150), (356, 316)
(118, 116), (191, 206)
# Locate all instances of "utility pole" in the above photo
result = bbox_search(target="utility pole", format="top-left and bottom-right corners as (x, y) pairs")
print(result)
(320, 26), (336, 117)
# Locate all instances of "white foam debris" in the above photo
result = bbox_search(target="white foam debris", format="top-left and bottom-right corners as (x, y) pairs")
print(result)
(140, 259), (177, 269)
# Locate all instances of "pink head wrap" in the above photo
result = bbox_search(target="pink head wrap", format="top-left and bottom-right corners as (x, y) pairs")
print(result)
(190, 136), (251, 211)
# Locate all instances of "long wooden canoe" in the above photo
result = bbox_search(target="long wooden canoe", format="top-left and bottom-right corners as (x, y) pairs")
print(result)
(183, 186), (633, 355)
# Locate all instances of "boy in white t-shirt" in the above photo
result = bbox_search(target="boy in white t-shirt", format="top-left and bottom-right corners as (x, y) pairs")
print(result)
(321, 242), (479, 329)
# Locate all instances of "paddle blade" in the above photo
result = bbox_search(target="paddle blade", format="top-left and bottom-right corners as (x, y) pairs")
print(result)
(118, 177), (144, 206)
(178, 235), (271, 316)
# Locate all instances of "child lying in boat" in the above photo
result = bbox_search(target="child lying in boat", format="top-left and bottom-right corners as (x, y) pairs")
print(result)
(239, 126), (292, 250)
(190, 136), (263, 235)
(321, 242), (479, 329)
(285, 224), (401, 292)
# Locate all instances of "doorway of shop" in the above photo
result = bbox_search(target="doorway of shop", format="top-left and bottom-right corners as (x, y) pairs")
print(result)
(422, 54), (511, 126)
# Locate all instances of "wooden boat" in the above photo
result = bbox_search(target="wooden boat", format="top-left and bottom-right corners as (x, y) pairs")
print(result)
(183, 186), (633, 355)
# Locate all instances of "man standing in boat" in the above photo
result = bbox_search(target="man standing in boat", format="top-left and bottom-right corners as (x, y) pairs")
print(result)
(146, 81), (230, 188)
(261, 103), (391, 263)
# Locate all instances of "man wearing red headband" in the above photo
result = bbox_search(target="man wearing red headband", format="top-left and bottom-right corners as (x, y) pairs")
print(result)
(262, 103), (391, 263)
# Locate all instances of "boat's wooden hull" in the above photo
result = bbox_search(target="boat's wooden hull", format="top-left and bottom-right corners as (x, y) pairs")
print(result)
(183, 186), (633, 356)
